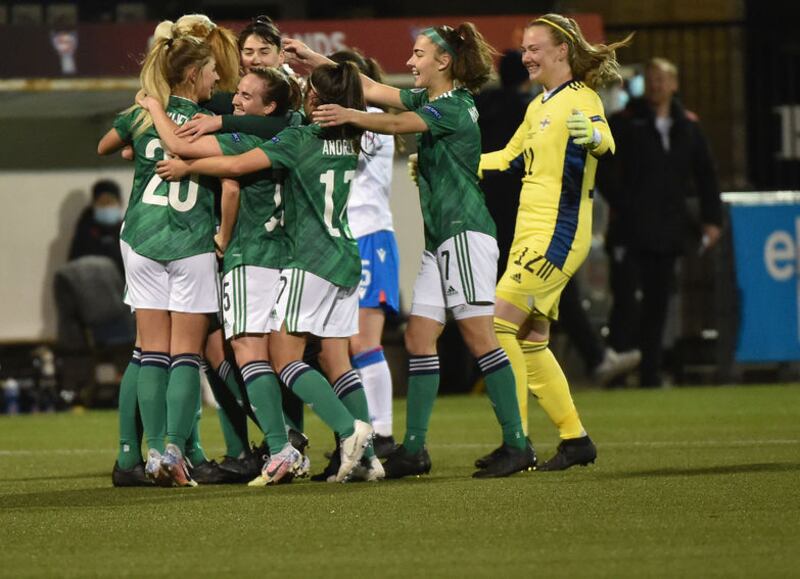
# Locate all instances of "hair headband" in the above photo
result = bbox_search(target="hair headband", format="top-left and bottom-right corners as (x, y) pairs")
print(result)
(535, 18), (575, 43)
(421, 27), (457, 59)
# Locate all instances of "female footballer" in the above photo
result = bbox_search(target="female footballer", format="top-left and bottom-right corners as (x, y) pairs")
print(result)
(109, 14), (242, 487)
(286, 23), (533, 479)
(139, 67), (310, 485)
(312, 50), (401, 477)
(98, 24), (223, 487)
(155, 62), (378, 483)
(478, 15), (631, 471)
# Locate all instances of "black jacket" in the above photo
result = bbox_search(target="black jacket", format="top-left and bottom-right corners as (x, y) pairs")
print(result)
(68, 207), (124, 273)
(597, 96), (722, 254)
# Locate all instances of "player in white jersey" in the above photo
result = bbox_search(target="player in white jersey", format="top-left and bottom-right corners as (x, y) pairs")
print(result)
(329, 50), (400, 460)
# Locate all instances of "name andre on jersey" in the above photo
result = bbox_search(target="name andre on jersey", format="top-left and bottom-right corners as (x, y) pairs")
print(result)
(322, 139), (356, 156)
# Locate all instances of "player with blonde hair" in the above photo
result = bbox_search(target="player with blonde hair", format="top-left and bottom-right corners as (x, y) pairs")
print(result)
(99, 25), (221, 487)
(478, 14), (631, 471)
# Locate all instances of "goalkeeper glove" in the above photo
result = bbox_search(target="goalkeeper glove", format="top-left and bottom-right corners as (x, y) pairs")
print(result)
(566, 109), (599, 149)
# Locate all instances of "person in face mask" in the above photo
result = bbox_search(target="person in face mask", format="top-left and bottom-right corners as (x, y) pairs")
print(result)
(68, 179), (125, 273)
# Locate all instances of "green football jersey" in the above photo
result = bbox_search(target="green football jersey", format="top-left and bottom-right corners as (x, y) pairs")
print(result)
(216, 130), (291, 274)
(400, 87), (496, 251)
(114, 96), (217, 261)
(259, 124), (361, 288)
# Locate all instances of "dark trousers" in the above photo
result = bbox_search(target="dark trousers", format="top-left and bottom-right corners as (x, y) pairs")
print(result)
(606, 246), (677, 387)
(557, 279), (605, 375)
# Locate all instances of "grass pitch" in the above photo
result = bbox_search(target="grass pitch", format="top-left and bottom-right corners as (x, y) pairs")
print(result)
(1, 384), (798, 578)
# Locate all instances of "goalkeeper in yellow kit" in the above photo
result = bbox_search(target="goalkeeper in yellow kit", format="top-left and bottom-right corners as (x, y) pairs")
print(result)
(479, 14), (632, 470)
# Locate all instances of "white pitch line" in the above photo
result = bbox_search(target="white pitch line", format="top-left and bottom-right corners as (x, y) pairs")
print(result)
(0, 439), (797, 457)
(0, 447), (226, 457)
(442, 440), (800, 449)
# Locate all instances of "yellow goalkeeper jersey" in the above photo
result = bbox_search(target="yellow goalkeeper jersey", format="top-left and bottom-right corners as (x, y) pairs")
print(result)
(480, 80), (614, 276)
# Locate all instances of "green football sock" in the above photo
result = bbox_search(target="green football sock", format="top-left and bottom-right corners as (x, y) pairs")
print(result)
(117, 348), (142, 469)
(479, 349), (526, 449)
(280, 380), (304, 432)
(403, 355), (440, 454)
(282, 412), (301, 433)
(333, 369), (375, 458)
(214, 360), (248, 458)
(137, 351), (170, 454)
(333, 369), (374, 459)
(165, 354), (202, 450)
(184, 401), (207, 466)
(280, 362), (354, 438)
(242, 361), (288, 454)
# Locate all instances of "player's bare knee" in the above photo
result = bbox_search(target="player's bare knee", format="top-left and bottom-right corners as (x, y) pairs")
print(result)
(463, 333), (499, 359)
(349, 334), (375, 357)
(404, 314), (443, 355)
(230, 338), (255, 367)
(316, 347), (337, 379)
(404, 328), (437, 356)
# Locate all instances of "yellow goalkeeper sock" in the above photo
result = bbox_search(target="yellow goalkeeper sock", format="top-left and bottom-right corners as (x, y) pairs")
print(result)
(493, 317), (529, 436)
(521, 340), (586, 440)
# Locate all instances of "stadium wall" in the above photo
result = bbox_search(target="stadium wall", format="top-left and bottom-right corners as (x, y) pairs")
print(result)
(0, 162), (424, 342)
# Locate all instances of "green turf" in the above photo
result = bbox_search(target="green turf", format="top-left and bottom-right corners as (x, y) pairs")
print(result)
(1, 384), (798, 578)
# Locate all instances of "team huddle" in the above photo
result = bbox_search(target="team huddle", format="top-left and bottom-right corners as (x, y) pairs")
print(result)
(98, 13), (630, 487)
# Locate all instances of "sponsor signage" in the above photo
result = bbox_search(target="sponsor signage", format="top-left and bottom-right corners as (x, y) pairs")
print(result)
(727, 192), (800, 361)
(0, 14), (603, 78)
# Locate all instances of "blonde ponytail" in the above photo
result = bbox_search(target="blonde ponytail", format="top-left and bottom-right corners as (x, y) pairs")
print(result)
(125, 25), (211, 137)
(125, 14), (238, 137)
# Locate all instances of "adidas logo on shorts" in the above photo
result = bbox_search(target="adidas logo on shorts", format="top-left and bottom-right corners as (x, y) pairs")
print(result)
(511, 273), (522, 283)
(446, 286), (458, 296)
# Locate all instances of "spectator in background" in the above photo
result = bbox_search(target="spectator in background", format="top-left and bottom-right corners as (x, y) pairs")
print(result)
(59, 178), (129, 347)
(558, 279), (640, 385)
(597, 57), (723, 388)
(68, 179), (124, 273)
(55, 178), (134, 428)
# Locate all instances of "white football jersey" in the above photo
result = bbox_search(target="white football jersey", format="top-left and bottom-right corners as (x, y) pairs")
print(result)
(347, 107), (395, 238)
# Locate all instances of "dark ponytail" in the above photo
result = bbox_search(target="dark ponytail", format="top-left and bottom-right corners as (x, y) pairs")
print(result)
(433, 22), (496, 93)
(329, 48), (385, 84)
(238, 15), (282, 51)
(309, 62), (365, 153)
(329, 49), (403, 155)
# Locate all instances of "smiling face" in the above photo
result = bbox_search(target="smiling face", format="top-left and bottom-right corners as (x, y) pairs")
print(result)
(240, 34), (283, 73)
(232, 73), (275, 116)
(406, 34), (449, 89)
(193, 58), (219, 101)
(520, 25), (568, 89)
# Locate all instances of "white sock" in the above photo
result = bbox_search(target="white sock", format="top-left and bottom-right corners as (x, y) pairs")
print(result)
(353, 348), (393, 437)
